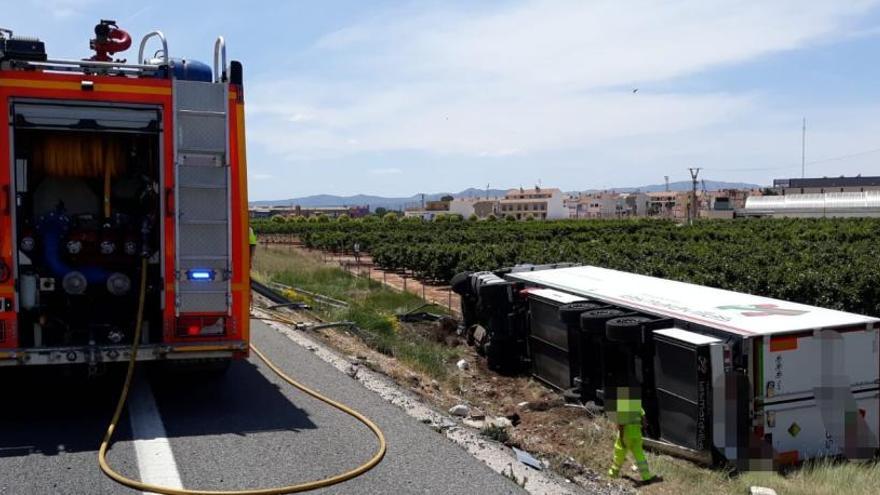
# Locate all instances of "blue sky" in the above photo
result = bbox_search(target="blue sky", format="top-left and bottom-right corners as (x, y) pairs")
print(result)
(7, 1), (880, 199)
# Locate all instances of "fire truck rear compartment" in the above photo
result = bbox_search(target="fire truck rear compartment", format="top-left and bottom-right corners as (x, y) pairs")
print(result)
(13, 123), (162, 349)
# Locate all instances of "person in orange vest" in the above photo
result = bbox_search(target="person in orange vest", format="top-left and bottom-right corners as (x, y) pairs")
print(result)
(607, 386), (661, 485)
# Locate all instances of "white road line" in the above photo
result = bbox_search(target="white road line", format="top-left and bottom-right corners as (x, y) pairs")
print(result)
(128, 374), (184, 494)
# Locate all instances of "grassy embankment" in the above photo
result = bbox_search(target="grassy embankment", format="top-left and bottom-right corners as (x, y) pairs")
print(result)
(252, 245), (459, 379)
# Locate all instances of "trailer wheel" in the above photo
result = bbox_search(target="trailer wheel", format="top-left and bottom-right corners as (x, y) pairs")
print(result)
(558, 302), (602, 326)
(485, 339), (521, 374)
(450, 271), (473, 295)
(605, 316), (653, 343)
(484, 340), (508, 372)
(580, 308), (627, 334)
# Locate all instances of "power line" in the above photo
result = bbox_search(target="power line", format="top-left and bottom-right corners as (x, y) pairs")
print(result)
(706, 146), (880, 173)
(806, 146), (880, 165)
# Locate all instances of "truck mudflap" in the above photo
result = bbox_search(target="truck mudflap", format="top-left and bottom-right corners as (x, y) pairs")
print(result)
(0, 341), (247, 366)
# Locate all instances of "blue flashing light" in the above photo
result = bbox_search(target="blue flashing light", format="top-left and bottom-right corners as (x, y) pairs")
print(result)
(187, 269), (214, 281)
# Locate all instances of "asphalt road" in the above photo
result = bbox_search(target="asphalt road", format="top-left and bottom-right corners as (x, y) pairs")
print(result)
(0, 319), (525, 494)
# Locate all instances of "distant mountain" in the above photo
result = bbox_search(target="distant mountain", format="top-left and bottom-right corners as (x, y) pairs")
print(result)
(250, 188), (509, 211)
(614, 180), (762, 193)
(251, 181), (763, 211)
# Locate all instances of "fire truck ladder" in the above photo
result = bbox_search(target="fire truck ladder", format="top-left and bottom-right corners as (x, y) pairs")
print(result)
(173, 38), (232, 315)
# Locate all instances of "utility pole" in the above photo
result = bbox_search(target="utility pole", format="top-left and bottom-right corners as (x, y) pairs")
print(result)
(801, 117), (806, 178)
(664, 176), (669, 192)
(421, 193), (425, 209)
(688, 167), (701, 225)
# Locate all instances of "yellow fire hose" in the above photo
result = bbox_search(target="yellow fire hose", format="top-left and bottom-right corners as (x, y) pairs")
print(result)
(98, 258), (387, 494)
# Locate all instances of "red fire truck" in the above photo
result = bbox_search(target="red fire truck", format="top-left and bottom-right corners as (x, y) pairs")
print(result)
(0, 21), (250, 370)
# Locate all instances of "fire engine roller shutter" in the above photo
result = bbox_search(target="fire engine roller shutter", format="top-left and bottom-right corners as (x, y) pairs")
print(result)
(173, 79), (231, 314)
(12, 102), (159, 132)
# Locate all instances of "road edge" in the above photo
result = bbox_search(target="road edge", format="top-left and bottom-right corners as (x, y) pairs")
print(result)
(253, 310), (595, 495)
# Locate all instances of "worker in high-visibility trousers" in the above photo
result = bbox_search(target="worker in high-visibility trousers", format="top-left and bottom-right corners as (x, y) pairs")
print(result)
(607, 386), (661, 485)
(248, 226), (258, 269)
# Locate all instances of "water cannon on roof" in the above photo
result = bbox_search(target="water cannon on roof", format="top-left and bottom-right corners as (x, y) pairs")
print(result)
(88, 19), (131, 62)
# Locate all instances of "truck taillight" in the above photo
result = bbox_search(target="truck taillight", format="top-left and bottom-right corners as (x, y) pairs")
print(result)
(177, 316), (225, 337)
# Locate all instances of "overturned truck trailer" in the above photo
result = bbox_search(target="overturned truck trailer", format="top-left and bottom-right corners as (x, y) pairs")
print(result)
(453, 265), (879, 468)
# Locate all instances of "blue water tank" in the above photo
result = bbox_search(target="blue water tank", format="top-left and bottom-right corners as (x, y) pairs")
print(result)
(158, 58), (213, 82)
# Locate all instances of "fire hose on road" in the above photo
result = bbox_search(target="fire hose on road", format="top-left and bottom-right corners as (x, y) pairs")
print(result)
(97, 258), (387, 494)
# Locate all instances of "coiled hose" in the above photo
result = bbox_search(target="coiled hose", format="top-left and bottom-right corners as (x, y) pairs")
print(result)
(98, 258), (387, 494)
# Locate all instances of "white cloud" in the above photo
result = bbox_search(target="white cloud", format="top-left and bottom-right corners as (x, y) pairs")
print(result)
(248, 0), (875, 164)
(31, 0), (99, 19)
(239, 1), (880, 198)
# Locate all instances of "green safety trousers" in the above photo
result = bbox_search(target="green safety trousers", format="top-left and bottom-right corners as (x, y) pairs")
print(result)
(608, 424), (653, 481)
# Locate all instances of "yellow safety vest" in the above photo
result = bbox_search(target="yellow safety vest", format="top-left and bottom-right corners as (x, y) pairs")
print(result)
(610, 393), (644, 425)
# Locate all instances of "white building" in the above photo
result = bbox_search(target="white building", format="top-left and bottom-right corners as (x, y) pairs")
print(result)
(743, 191), (880, 218)
(448, 197), (499, 219)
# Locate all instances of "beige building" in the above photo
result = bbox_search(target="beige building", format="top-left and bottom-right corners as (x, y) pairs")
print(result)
(566, 192), (649, 219)
(499, 187), (567, 220)
(646, 191), (683, 218)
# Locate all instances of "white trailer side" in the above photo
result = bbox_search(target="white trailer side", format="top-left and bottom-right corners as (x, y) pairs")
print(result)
(506, 265), (880, 464)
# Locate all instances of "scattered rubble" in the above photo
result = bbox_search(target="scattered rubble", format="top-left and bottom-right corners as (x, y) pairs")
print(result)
(749, 487), (778, 495)
(456, 359), (470, 371)
(488, 416), (513, 429)
(463, 418), (485, 429)
(525, 397), (565, 412)
(513, 447), (543, 470)
(405, 372), (421, 387)
(506, 412), (521, 426)
(449, 404), (470, 417)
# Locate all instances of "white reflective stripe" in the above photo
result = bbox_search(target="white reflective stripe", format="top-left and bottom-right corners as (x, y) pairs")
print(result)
(128, 375), (184, 493)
